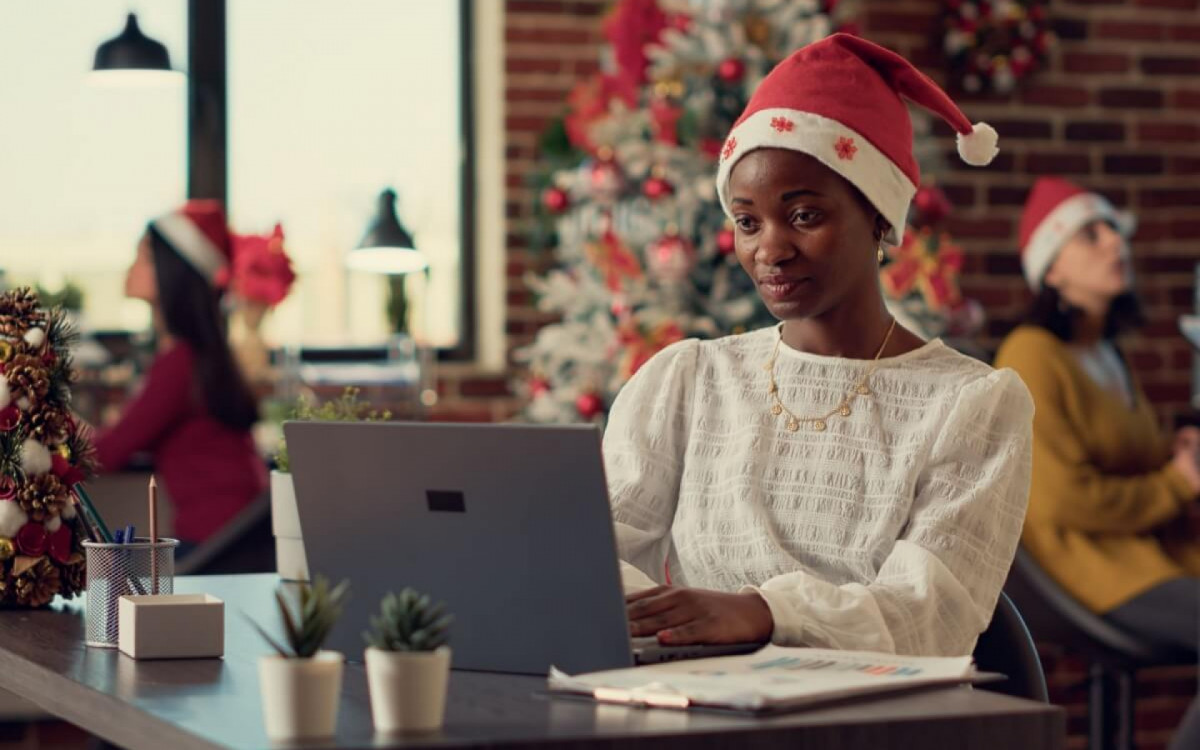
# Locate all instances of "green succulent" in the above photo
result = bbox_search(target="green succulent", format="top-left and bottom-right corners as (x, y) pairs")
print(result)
(249, 576), (350, 659)
(364, 589), (452, 653)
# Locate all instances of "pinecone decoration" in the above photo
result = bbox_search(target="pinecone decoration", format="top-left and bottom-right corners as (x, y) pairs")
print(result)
(14, 557), (60, 608)
(24, 402), (67, 442)
(59, 559), (85, 598)
(16, 474), (68, 523)
(0, 288), (46, 339)
(7, 353), (50, 407)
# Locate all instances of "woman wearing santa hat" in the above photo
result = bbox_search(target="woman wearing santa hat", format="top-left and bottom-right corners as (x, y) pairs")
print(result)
(606, 34), (1033, 657)
(93, 201), (267, 552)
(995, 178), (1199, 746)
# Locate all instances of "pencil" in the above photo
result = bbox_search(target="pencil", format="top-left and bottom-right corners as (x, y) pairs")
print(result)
(149, 476), (159, 595)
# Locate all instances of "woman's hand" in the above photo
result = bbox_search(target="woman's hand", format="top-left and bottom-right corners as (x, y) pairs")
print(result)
(626, 586), (774, 645)
(1171, 427), (1200, 494)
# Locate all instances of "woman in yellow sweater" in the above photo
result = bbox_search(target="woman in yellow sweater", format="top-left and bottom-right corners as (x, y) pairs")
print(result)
(995, 177), (1200, 748)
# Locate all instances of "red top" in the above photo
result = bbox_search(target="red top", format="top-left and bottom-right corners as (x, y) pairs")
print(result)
(94, 342), (266, 543)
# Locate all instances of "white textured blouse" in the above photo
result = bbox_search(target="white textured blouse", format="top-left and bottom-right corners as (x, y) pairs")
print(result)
(603, 325), (1034, 656)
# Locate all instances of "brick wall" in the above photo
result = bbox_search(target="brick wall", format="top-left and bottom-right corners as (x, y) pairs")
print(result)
(428, 0), (610, 422)
(863, 0), (1200, 430)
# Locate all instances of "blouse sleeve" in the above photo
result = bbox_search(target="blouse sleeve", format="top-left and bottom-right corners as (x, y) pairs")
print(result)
(746, 369), (1034, 656)
(93, 343), (195, 472)
(602, 339), (699, 590)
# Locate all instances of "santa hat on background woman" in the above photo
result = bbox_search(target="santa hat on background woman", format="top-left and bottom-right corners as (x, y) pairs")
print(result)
(716, 33), (998, 246)
(1018, 177), (1135, 290)
(148, 200), (233, 288)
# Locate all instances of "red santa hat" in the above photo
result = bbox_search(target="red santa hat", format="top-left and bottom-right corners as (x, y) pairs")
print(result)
(1018, 177), (1135, 290)
(716, 33), (998, 246)
(148, 200), (232, 287)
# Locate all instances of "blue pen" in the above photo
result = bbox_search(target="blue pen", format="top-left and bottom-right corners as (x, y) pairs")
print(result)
(113, 528), (124, 544)
(124, 525), (135, 544)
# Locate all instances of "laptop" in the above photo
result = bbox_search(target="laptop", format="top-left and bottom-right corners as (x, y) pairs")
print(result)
(284, 421), (762, 675)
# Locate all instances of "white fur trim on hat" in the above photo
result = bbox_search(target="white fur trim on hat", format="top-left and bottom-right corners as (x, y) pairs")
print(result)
(716, 109), (916, 246)
(151, 212), (228, 283)
(1022, 192), (1135, 289)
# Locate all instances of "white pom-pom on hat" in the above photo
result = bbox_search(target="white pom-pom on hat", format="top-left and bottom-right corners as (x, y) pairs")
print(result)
(23, 327), (45, 348)
(20, 439), (53, 475)
(956, 122), (999, 167)
(0, 500), (28, 538)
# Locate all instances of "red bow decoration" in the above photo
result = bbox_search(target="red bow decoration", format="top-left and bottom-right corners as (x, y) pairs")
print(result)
(585, 228), (643, 292)
(881, 227), (965, 312)
(50, 453), (85, 488)
(565, 75), (638, 153)
(230, 224), (297, 308)
(616, 318), (684, 380)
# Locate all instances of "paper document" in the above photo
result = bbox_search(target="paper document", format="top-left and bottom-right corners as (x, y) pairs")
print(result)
(548, 645), (977, 714)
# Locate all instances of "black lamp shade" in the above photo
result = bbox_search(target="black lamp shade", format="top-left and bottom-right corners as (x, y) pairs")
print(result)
(93, 13), (172, 72)
(346, 189), (428, 275)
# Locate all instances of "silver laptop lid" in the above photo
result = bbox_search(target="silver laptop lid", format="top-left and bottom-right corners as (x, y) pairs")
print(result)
(283, 421), (633, 675)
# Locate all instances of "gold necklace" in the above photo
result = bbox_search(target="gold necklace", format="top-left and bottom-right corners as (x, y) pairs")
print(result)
(763, 318), (897, 433)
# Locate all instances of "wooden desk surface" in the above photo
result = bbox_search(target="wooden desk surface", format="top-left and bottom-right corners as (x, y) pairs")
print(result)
(0, 575), (1064, 750)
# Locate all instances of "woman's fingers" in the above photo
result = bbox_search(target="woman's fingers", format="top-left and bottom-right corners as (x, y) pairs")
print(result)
(627, 589), (699, 637)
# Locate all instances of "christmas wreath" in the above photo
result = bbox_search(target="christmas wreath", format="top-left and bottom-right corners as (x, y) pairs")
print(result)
(943, 0), (1051, 94)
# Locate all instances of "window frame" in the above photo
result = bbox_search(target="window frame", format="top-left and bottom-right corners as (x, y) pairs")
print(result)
(187, 0), (477, 362)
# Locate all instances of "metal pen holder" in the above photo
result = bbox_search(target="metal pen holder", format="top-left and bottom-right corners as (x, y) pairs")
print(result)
(83, 539), (179, 648)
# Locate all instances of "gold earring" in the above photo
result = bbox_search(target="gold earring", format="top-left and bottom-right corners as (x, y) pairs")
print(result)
(877, 244), (886, 264)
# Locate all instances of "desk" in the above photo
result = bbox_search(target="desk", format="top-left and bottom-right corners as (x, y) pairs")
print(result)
(0, 575), (1064, 750)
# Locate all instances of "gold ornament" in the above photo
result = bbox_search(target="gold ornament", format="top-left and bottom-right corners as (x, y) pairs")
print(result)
(764, 318), (897, 434)
(744, 16), (771, 46)
(653, 78), (684, 100)
(0, 538), (14, 561)
(0, 341), (11, 361)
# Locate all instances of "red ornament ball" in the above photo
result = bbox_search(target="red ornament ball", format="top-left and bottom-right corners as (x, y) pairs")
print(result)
(647, 234), (697, 283)
(575, 392), (604, 419)
(541, 187), (570, 214)
(642, 176), (674, 201)
(588, 160), (623, 200)
(717, 57), (746, 83)
(716, 228), (736, 255)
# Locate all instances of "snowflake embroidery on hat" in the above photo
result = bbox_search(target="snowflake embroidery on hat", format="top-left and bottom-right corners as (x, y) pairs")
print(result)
(834, 136), (857, 161)
(769, 117), (794, 133)
(721, 137), (737, 161)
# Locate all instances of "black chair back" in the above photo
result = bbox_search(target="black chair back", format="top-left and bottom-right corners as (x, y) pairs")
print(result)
(974, 591), (1050, 702)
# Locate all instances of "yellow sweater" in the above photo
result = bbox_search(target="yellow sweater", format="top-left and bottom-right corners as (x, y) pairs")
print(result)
(995, 326), (1199, 613)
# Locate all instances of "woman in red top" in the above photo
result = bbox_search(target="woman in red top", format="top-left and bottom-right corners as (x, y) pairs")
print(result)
(94, 201), (266, 548)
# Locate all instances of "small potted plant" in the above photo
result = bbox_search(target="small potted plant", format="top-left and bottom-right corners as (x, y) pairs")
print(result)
(271, 388), (391, 581)
(364, 588), (453, 734)
(250, 576), (350, 741)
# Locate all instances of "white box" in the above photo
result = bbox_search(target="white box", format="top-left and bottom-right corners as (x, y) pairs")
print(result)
(276, 536), (310, 582)
(118, 594), (225, 660)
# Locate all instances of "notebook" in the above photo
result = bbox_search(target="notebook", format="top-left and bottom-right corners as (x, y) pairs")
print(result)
(548, 644), (982, 715)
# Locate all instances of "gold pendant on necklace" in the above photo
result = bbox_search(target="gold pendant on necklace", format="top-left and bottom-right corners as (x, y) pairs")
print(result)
(785, 418), (799, 432)
(837, 403), (851, 417)
(812, 419), (827, 432)
(771, 403), (783, 416)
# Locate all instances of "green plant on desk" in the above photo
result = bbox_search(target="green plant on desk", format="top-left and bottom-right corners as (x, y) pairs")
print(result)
(249, 576), (349, 658)
(363, 588), (454, 734)
(274, 387), (392, 472)
(364, 588), (452, 653)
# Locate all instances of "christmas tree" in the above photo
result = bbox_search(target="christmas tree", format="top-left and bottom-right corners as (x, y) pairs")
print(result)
(519, 0), (856, 424)
(0, 288), (94, 608)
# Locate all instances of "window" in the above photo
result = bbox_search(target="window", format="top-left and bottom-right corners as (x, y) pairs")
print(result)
(227, 0), (469, 352)
(0, 2), (187, 330)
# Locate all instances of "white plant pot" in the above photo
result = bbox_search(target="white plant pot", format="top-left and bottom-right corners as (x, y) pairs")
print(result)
(365, 646), (451, 734)
(258, 651), (344, 741)
(270, 470), (309, 581)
